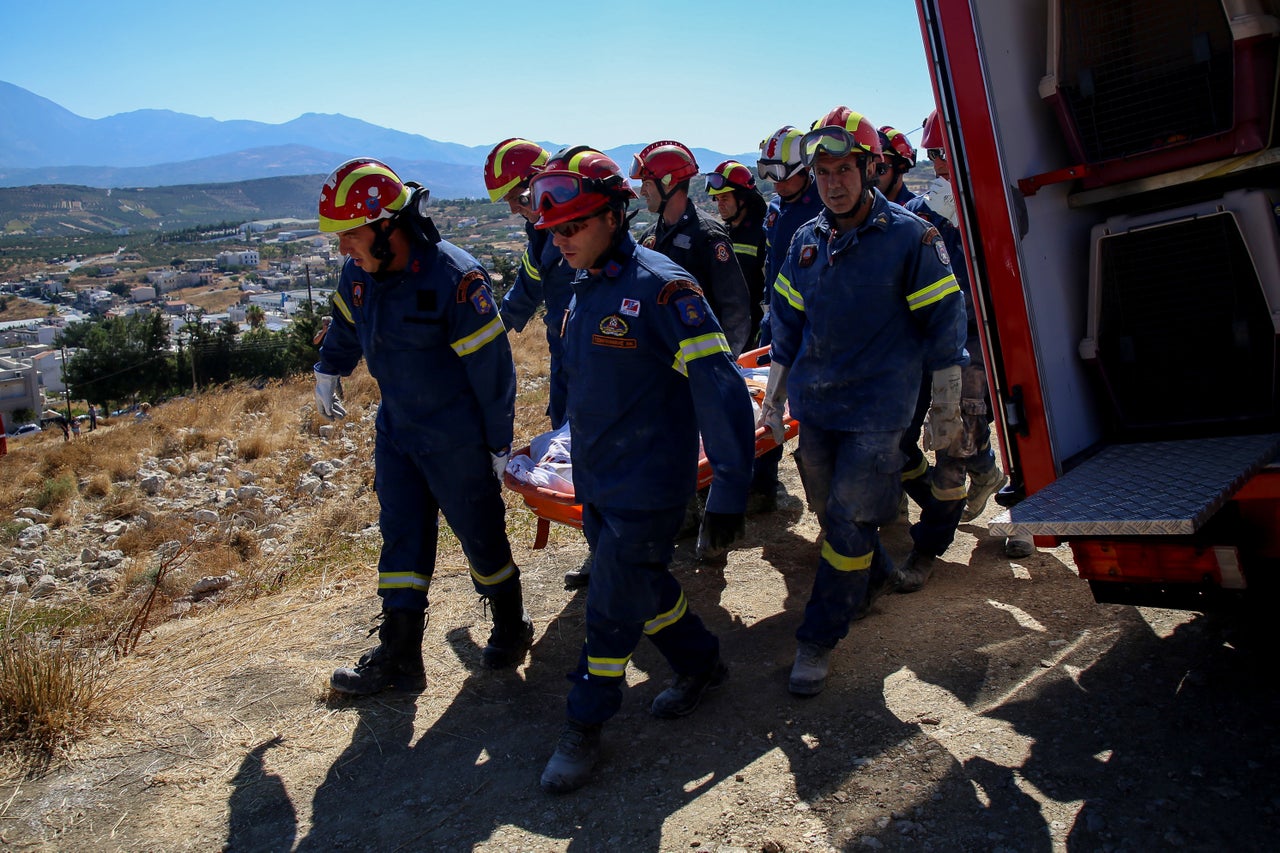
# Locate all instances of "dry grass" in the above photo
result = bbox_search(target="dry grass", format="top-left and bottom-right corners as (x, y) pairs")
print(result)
(0, 322), (559, 761)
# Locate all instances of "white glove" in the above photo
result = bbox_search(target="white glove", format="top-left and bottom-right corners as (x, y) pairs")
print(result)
(926, 365), (963, 455)
(313, 369), (346, 420)
(489, 447), (510, 481)
(925, 176), (957, 223)
(760, 362), (790, 445)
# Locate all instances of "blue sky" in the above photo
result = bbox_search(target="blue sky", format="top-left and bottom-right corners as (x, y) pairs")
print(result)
(0, 0), (939, 155)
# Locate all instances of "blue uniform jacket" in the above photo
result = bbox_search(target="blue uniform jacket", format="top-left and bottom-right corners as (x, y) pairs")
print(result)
(317, 239), (516, 454)
(499, 222), (575, 335)
(770, 190), (968, 432)
(637, 204), (752, 356)
(905, 193), (978, 341)
(763, 181), (824, 290)
(563, 234), (755, 514)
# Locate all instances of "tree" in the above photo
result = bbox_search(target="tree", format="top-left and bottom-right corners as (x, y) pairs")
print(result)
(245, 304), (266, 329)
(63, 312), (173, 410)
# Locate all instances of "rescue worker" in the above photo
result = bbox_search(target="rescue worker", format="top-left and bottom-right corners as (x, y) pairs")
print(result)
(705, 159), (768, 346)
(530, 146), (755, 793)
(754, 126), (825, 512)
(632, 140), (753, 356)
(875, 125), (918, 206)
(762, 108), (967, 697)
(314, 158), (532, 696)
(483, 139), (595, 590)
(896, 110), (1010, 589)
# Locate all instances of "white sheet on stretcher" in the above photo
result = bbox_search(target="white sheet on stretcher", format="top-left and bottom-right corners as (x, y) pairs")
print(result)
(505, 364), (768, 498)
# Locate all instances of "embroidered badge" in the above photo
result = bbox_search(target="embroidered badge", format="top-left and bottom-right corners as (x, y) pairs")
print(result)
(599, 315), (629, 337)
(874, 213), (889, 227)
(799, 244), (818, 268)
(766, 211), (777, 229)
(352, 283), (364, 308)
(656, 279), (704, 305)
(642, 235), (656, 249)
(922, 226), (940, 245)
(934, 239), (951, 267)
(675, 296), (707, 327)
(471, 287), (495, 315)
(715, 242), (731, 263)
(620, 298), (641, 317)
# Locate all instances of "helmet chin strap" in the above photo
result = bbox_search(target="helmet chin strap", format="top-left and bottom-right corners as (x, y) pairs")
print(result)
(780, 173), (810, 204)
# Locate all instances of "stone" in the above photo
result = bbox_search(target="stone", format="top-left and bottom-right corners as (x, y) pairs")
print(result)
(16, 507), (50, 522)
(139, 475), (166, 496)
(193, 509), (220, 524)
(28, 575), (57, 598)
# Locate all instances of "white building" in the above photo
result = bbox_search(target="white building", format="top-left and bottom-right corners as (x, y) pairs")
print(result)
(217, 250), (261, 270)
(0, 355), (41, 421)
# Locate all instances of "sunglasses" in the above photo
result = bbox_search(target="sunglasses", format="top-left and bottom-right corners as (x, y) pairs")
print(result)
(927, 148), (946, 161)
(547, 210), (605, 238)
(799, 127), (866, 167)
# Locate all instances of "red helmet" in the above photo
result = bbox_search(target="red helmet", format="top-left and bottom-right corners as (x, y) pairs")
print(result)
(318, 158), (412, 233)
(629, 140), (699, 190)
(705, 160), (756, 196)
(530, 146), (636, 230)
(921, 109), (945, 149)
(484, 138), (549, 203)
(801, 107), (882, 166)
(878, 125), (917, 167)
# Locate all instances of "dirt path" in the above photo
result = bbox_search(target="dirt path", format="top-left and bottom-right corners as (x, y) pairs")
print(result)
(2, 456), (1278, 851)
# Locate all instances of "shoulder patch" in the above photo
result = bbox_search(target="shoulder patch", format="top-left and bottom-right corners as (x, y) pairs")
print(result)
(715, 242), (731, 263)
(766, 211), (777, 229)
(675, 295), (708, 327)
(456, 269), (496, 315)
(641, 235), (656, 249)
(922, 226), (940, 245)
(799, 244), (818, 268)
(934, 238), (951, 267)
(656, 278), (704, 305)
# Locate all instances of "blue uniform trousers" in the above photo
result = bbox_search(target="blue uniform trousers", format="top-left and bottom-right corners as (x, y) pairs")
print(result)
(374, 429), (519, 612)
(795, 425), (900, 648)
(566, 503), (719, 725)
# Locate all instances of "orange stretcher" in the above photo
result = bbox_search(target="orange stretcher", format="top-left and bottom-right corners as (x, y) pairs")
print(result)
(503, 346), (800, 548)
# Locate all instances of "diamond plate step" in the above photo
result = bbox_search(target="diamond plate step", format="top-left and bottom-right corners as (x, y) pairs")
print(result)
(990, 434), (1280, 537)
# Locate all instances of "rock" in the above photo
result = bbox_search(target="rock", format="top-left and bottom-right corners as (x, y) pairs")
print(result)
(310, 461), (336, 479)
(15, 507), (50, 522)
(296, 476), (322, 495)
(102, 520), (129, 537)
(53, 562), (79, 579)
(318, 424), (335, 439)
(85, 570), (120, 595)
(236, 485), (264, 501)
(3, 574), (29, 594)
(190, 575), (233, 598)
(237, 470), (255, 484)
(28, 575), (57, 598)
(17, 524), (48, 549)
(98, 550), (125, 568)
(80, 547), (99, 564)
(139, 475), (166, 496)
(193, 509), (220, 524)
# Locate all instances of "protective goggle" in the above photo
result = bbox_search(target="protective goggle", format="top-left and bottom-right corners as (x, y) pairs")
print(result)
(926, 148), (946, 161)
(530, 173), (592, 211)
(704, 172), (735, 191)
(798, 126), (870, 167)
(756, 160), (803, 182)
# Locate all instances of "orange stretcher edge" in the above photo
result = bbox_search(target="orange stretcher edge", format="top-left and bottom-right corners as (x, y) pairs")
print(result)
(502, 347), (799, 548)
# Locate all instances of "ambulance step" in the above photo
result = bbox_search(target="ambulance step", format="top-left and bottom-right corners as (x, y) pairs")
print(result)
(990, 434), (1280, 538)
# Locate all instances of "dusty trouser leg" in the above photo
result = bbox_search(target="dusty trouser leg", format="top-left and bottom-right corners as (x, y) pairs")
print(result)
(960, 364), (1006, 521)
(899, 373), (932, 517)
(792, 427), (902, 694)
(900, 450), (967, 593)
(748, 445), (784, 513)
(422, 442), (532, 669)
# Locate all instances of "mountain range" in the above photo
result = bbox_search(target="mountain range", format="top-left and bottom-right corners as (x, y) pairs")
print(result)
(0, 81), (754, 199)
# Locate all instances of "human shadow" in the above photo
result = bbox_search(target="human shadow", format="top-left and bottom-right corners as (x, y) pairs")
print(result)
(224, 735), (297, 852)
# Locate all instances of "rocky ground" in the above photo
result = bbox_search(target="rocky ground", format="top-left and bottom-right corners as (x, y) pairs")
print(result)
(1, 411), (1278, 852)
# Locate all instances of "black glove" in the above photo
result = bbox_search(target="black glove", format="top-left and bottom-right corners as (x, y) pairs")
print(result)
(696, 511), (746, 560)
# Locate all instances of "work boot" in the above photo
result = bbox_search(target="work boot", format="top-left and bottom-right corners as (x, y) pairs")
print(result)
(1005, 534), (1035, 559)
(895, 551), (936, 593)
(789, 642), (832, 696)
(650, 658), (729, 719)
(540, 720), (602, 794)
(482, 590), (534, 669)
(745, 487), (779, 515)
(962, 467), (1009, 522)
(331, 610), (426, 695)
(563, 552), (592, 590)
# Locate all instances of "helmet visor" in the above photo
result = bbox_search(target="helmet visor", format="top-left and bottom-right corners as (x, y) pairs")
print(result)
(799, 127), (863, 167)
(756, 160), (802, 182)
(705, 172), (731, 191)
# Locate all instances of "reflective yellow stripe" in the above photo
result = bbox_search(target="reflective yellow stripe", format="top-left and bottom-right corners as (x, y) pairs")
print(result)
(820, 540), (873, 572)
(671, 332), (730, 376)
(643, 593), (688, 635)
(378, 572), (431, 591)
(521, 250), (541, 281)
(907, 274), (959, 311)
(451, 316), (504, 357)
(732, 243), (759, 258)
(587, 655), (630, 678)
(774, 273), (804, 311)
(471, 561), (516, 587)
(900, 456), (928, 481)
(333, 293), (354, 324)
(931, 482), (968, 502)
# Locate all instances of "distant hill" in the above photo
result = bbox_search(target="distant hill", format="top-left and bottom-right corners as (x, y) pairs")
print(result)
(0, 81), (758, 197)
